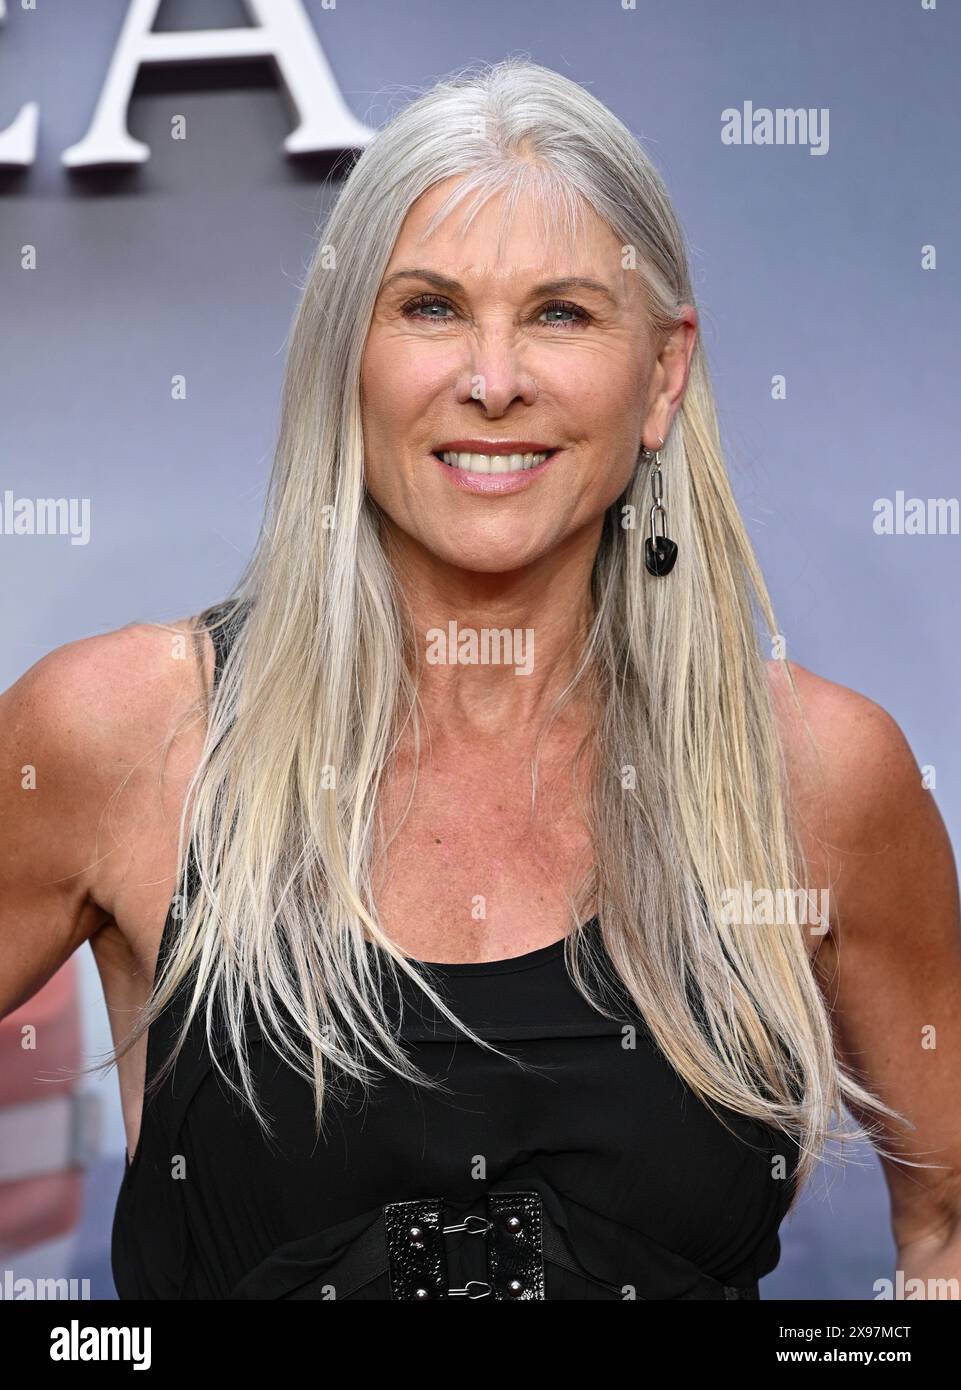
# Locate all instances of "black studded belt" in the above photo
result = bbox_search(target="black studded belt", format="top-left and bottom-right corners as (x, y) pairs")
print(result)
(379, 1190), (760, 1301)
(385, 1191), (548, 1300)
(273, 1188), (762, 1301)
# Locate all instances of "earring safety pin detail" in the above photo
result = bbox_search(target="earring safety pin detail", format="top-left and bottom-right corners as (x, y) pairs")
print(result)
(643, 436), (678, 577)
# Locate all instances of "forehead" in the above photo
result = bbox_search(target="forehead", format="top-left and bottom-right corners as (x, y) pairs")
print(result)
(384, 174), (626, 281)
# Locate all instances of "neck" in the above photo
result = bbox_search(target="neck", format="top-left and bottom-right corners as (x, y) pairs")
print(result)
(385, 521), (601, 741)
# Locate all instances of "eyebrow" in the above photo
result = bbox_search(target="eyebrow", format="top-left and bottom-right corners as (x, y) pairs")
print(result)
(380, 268), (619, 305)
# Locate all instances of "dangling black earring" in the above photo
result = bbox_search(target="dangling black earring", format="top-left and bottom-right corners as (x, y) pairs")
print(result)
(642, 437), (678, 577)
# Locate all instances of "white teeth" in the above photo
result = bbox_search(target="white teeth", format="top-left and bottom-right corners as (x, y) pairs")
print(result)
(440, 451), (550, 473)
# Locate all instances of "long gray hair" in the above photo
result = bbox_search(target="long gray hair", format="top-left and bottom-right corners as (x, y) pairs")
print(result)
(114, 57), (909, 1194)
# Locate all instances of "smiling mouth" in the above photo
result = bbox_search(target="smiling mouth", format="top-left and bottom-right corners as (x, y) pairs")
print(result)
(433, 449), (558, 474)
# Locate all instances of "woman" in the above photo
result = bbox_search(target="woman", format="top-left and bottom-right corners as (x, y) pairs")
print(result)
(1, 59), (959, 1301)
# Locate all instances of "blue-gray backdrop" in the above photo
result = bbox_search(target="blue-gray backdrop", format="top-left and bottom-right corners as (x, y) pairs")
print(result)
(1, 0), (957, 1300)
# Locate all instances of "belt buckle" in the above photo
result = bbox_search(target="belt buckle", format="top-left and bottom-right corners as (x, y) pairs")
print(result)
(383, 1198), (449, 1300)
(383, 1191), (546, 1300)
(485, 1190), (546, 1299)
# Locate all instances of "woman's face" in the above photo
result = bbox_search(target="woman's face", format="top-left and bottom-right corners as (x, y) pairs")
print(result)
(360, 176), (695, 574)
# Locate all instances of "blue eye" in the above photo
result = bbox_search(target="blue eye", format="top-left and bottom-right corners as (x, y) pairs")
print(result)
(403, 295), (453, 320)
(539, 299), (589, 326)
(400, 294), (590, 328)
(401, 295), (455, 321)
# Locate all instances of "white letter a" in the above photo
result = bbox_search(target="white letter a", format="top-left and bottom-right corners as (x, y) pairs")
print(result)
(62, 0), (374, 167)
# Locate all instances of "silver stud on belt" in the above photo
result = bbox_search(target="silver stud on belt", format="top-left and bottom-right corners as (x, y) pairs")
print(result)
(383, 1192), (546, 1300)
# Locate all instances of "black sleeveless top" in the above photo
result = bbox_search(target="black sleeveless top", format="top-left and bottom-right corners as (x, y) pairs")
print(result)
(112, 601), (800, 1301)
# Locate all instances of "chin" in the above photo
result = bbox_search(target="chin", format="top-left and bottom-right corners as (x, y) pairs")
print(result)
(437, 545), (544, 576)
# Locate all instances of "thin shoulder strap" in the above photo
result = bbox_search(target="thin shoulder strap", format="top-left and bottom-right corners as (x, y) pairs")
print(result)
(199, 598), (250, 699)
(174, 598), (249, 928)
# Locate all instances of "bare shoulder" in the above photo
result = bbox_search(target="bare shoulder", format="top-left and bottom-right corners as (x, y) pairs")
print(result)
(9, 614), (213, 779)
(2, 614), (216, 905)
(765, 657), (922, 810)
(0, 612), (216, 1016)
(765, 657), (944, 944)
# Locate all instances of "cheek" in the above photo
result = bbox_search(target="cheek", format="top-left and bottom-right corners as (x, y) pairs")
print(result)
(546, 344), (648, 432)
(359, 343), (395, 437)
(361, 337), (448, 437)
(583, 353), (646, 414)
(574, 362), (647, 497)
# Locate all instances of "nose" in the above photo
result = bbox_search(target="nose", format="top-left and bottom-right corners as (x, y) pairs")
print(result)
(454, 341), (538, 415)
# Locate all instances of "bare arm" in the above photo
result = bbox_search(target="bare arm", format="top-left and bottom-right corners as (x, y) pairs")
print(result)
(0, 641), (115, 1019)
(780, 663), (961, 1290)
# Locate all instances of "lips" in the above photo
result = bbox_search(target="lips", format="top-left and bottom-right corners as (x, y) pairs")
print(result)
(433, 440), (558, 455)
(432, 447), (563, 493)
(433, 448), (557, 471)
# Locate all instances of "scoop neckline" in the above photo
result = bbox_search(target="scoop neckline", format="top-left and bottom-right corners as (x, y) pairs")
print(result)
(378, 915), (599, 976)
